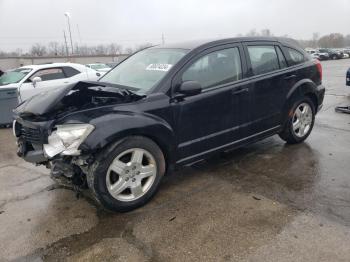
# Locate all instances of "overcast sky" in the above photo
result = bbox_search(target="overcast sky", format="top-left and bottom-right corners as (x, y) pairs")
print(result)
(0, 0), (349, 52)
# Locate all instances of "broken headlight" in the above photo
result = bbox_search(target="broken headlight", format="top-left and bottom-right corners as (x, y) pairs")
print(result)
(43, 124), (94, 157)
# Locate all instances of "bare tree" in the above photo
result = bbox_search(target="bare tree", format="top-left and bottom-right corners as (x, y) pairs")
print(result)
(134, 43), (153, 52)
(125, 47), (134, 54)
(246, 29), (258, 37)
(48, 42), (60, 56)
(108, 43), (122, 55)
(30, 43), (47, 56)
(261, 29), (272, 37)
(318, 33), (345, 48)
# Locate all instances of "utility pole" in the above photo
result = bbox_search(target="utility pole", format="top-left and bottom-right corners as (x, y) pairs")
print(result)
(64, 12), (74, 55)
(76, 24), (83, 55)
(162, 33), (165, 45)
(63, 30), (69, 57)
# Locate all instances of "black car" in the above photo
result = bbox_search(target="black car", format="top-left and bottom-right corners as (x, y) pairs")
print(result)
(13, 37), (325, 212)
(347, 68), (350, 86)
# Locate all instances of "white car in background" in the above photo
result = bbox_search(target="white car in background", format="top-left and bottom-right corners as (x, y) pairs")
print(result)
(0, 63), (100, 102)
(85, 63), (111, 75)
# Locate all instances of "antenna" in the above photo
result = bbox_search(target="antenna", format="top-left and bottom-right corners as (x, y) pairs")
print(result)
(64, 12), (74, 55)
(77, 24), (83, 45)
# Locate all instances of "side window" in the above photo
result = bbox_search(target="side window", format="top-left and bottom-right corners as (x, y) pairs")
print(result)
(182, 47), (242, 90)
(247, 46), (280, 75)
(63, 66), (81, 77)
(30, 68), (66, 82)
(286, 48), (305, 66)
(275, 46), (287, 69)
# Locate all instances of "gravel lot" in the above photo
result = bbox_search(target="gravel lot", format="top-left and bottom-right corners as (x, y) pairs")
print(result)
(0, 59), (350, 262)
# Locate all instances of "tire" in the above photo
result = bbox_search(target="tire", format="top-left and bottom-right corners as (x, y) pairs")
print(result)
(88, 136), (166, 212)
(279, 97), (315, 144)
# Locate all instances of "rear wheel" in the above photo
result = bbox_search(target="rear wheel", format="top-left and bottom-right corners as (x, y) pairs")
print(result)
(279, 97), (315, 144)
(89, 136), (165, 212)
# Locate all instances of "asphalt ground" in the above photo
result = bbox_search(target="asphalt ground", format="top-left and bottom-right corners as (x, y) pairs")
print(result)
(0, 59), (350, 262)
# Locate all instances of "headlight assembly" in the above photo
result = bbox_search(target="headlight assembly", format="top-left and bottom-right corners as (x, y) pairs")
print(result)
(43, 124), (94, 157)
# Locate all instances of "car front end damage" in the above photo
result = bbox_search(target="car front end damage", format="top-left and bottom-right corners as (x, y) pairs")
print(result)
(12, 80), (144, 190)
(13, 118), (96, 189)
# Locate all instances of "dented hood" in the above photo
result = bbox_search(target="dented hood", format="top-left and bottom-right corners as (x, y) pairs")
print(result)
(14, 81), (143, 119)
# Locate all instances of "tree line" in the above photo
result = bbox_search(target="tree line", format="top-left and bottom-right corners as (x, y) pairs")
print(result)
(1, 30), (350, 57)
(0, 42), (153, 57)
(244, 30), (350, 49)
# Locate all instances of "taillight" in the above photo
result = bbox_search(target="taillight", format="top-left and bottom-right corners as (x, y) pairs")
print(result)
(315, 59), (322, 82)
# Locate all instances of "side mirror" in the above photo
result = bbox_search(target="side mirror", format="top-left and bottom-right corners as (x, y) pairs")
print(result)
(96, 72), (101, 77)
(177, 81), (202, 97)
(32, 76), (42, 87)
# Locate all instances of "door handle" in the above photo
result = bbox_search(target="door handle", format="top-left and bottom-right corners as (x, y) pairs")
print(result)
(232, 88), (249, 95)
(284, 75), (297, 80)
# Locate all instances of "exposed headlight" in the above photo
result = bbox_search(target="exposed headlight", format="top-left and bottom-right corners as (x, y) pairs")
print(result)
(43, 124), (94, 157)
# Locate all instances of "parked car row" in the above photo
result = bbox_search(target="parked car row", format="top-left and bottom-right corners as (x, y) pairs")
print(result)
(306, 48), (350, 60)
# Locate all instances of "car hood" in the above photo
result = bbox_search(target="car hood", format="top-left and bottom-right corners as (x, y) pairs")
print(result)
(14, 81), (144, 120)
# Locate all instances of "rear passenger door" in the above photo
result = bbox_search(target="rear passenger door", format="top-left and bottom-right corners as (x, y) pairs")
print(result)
(243, 42), (290, 134)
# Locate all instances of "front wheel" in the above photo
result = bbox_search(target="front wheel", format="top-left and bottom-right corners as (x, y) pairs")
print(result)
(89, 136), (165, 212)
(279, 97), (315, 144)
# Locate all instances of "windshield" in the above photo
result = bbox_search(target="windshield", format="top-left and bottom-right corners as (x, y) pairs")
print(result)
(100, 48), (189, 94)
(0, 68), (32, 86)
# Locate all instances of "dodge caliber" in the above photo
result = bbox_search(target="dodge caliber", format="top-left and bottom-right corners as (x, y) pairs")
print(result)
(13, 37), (325, 212)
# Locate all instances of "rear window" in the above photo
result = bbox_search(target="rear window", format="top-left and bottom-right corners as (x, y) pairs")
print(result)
(63, 66), (81, 77)
(247, 46), (280, 75)
(286, 48), (305, 66)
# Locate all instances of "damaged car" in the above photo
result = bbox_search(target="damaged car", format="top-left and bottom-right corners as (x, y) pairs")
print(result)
(13, 37), (325, 212)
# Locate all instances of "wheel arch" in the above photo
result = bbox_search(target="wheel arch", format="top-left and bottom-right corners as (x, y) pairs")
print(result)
(282, 79), (318, 124)
(81, 112), (177, 171)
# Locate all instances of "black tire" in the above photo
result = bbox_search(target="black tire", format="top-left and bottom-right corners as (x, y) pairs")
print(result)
(88, 136), (166, 212)
(279, 97), (315, 144)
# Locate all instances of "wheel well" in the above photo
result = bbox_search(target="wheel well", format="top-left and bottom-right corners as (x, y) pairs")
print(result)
(304, 92), (318, 111)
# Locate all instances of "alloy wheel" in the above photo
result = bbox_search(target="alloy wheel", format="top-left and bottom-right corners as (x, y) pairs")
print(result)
(292, 102), (313, 138)
(106, 148), (157, 202)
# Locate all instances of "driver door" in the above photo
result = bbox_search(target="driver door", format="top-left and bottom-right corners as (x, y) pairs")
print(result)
(19, 67), (68, 101)
(172, 44), (252, 164)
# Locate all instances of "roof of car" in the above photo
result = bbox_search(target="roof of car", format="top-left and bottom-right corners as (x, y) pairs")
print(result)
(18, 62), (84, 70)
(153, 37), (302, 50)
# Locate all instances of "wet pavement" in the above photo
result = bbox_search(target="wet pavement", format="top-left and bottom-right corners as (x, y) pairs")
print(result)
(1, 59), (350, 261)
